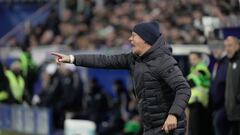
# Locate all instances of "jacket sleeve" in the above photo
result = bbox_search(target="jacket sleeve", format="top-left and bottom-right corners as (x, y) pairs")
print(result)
(73, 53), (132, 69)
(158, 55), (191, 118)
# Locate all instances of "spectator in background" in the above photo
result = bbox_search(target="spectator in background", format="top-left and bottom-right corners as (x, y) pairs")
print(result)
(20, 44), (37, 98)
(37, 63), (83, 129)
(187, 52), (211, 135)
(54, 64), (83, 129)
(86, 78), (110, 129)
(37, 63), (59, 107)
(208, 40), (230, 135)
(4, 60), (30, 104)
(39, 30), (55, 45)
(124, 91), (141, 135)
(99, 79), (132, 135)
(124, 114), (141, 135)
(224, 36), (240, 135)
(44, 9), (60, 35)
(36, 63), (63, 129)
(113, 79), (131, 120)
(99, 100), (125, 135)
(0, 62), (16, 104)
(56, 64), (83, 112)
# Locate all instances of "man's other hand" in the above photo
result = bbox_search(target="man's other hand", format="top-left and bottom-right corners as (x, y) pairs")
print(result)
(162, 114), (177, 133)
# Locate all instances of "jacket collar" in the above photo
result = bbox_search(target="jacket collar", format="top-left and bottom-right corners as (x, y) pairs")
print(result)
(134, 35), (172, 62)
(229, 50), (240, 62)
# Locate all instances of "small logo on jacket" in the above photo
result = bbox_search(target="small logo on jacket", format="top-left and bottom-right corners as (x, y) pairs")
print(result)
(232, 62), (237, 69)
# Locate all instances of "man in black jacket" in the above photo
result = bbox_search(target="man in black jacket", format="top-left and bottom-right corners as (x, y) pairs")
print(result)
(209, 40), (230, 135)
(224, 36), (240, 135)
(52, 21), (191, 135)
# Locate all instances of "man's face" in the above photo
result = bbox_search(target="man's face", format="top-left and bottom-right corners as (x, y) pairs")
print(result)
(189, 53), (200, 66)
(11, 62), (21, 75)
(128, 32), (150, 56)
(212, 48), (224, 59)
(224, 37), (239, 58)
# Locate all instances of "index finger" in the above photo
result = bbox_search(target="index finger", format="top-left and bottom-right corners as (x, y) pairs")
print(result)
(51, 52), (63, 58)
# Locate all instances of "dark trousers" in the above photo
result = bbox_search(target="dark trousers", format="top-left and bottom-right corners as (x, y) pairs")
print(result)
(229, 121), (240, 135)
(189, 103), (212, 135)
(213, 108), (230, 135)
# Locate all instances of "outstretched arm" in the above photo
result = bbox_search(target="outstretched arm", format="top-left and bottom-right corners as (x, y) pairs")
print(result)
(51, 52), (132, 69)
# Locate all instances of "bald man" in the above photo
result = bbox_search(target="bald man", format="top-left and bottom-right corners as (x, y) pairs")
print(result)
(224, 36), (240, 135)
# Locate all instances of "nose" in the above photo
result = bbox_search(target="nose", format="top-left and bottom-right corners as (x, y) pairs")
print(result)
(128, 36), (132, 41)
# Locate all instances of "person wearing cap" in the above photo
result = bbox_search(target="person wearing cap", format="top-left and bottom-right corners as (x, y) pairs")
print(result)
(224, 36), (240, 135)
(51, 21), (191, 135)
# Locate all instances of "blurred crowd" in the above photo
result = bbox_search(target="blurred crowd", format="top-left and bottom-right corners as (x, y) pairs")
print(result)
(5, 0), (240, 50)
(1, 0), (240, 135)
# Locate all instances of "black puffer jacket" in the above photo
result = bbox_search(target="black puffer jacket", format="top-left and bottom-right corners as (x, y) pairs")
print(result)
(73, 36), (191, 134)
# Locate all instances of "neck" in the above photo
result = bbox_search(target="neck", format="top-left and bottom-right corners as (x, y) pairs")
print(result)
(230, 49), (240, 60)
(221, 52), (226, 58)
(139, 45), (151, 56)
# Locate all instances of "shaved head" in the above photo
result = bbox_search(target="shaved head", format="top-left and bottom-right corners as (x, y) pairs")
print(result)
(227, 36), (239, 45)
(224, 36), (239, 58)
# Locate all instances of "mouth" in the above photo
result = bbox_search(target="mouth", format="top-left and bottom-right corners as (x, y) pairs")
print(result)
(131, 42), (135, 46)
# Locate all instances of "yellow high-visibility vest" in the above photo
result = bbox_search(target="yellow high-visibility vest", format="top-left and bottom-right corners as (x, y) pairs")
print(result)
(0, 91), (9, 101)
(188, 86), (209, 107)
(188, 62), (211, 88)
(20, 52), (36, 77)
(5, 70), (25, 102)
